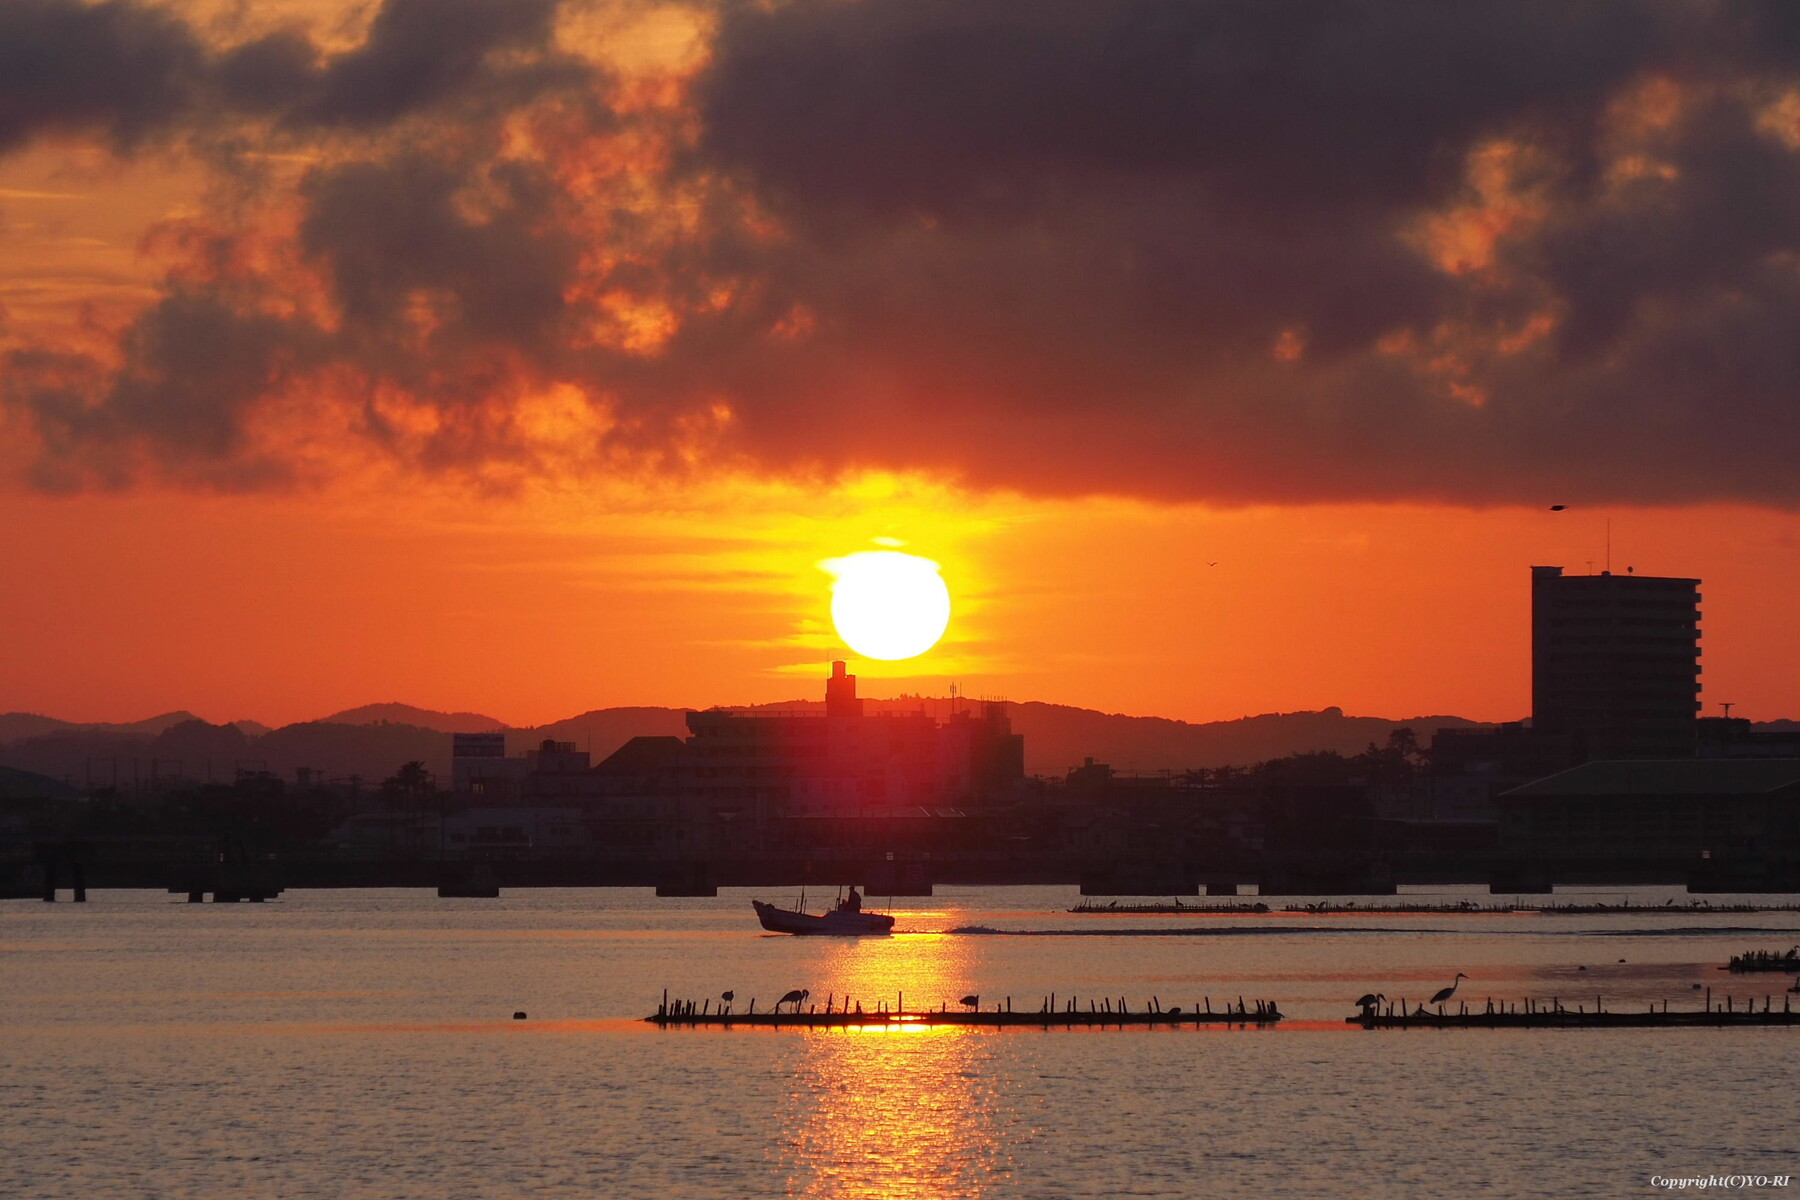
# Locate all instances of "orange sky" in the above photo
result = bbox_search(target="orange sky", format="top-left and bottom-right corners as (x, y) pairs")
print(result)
(1, 1), (1795, 727)
(2, 484), (1793, 726)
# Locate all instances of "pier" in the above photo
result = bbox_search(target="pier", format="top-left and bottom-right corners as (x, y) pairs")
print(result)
(1069, 899), (1800, 916)
(1724, 947), (1800, 973)
(1348, 992), (1799, 1029)
(648, 991), (1283, 1028)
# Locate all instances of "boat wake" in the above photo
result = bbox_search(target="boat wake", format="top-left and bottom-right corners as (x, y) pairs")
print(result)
(942, 924), (1454, 937)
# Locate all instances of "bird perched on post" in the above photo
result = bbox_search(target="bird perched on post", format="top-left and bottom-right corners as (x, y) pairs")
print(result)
(1430, 974), (1468, 1004)
(1354, 992), (1385, 1015)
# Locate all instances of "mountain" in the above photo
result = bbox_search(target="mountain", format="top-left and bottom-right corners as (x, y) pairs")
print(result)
(6, 697), (1793, 793)
(1004, 703), (1489, 774)
(0, 711), (208, 743)
(320, 703), (507, 733)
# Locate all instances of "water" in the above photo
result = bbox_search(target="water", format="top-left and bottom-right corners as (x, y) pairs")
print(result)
(5, 886), (1796, 1198)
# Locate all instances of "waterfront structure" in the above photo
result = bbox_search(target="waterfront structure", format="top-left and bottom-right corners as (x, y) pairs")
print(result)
(1531, 565), (1702, 759)
(684, 662), (1024, 818)
(1496, 758), (1800, 890)
(450, 732), (531, 799)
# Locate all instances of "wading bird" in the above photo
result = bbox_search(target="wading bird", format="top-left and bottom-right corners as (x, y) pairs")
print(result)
(1430, 974), (1469, 1005)
(959, 994), (980, 1010)
(720, 990), (734, 1012)
(777, 989), (810, 1013)
(1354, 992), (1385, 1013)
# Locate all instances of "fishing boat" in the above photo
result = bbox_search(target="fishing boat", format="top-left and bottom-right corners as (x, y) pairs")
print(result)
(753, 890), (895, 935)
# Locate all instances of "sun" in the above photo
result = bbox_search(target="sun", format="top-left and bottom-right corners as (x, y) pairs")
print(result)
(822, 551), (952, 661)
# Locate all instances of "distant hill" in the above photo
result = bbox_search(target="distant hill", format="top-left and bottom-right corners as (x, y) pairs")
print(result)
(5, 698), (1794, 792)
(321, 703), (507, 733)
(0, 711), (207, 743)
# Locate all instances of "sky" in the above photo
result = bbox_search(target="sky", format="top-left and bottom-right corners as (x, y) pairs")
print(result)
(1, 0), (1796, 728)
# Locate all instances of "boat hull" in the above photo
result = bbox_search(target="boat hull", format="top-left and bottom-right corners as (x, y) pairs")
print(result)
(753, 899), (895, 935)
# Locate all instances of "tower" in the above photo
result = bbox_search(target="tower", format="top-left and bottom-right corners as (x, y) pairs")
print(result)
(825, 660), (863, 718)
(1530, 565), (1701, 759)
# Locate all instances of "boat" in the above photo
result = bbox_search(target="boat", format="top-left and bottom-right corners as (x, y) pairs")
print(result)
(753, 892), (895, 935)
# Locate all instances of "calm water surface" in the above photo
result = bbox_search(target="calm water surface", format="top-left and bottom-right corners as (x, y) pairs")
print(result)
(5, 886), (1797, 1199)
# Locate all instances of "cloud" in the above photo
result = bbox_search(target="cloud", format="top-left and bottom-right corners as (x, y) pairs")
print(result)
(1, 0), (1796, 506)
(0, 0), (206, 153)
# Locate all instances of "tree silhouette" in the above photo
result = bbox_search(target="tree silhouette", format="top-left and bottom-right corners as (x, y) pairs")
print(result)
(381, 760), (435, 802)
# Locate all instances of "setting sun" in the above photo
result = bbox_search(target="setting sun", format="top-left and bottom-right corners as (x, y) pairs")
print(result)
(823, 550), (952, 661)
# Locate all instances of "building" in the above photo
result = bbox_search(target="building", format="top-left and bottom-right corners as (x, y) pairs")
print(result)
(682, 661), (1025, 819)
(1496, 758), (1800, 889)
(1531, 565), (1701, 760)
(451, 733), (530, 800)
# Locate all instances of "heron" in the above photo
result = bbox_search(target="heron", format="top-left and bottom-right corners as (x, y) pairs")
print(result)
(1430, 974), (1468, 1005)
(777, 988), (810, 1013)
(1354, 992), (1385, 1012)
(720, 990), (734, 1013)
(959, 994), (980, 1010)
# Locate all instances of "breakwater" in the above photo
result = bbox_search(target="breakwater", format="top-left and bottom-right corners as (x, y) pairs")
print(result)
(1348, 991), (1799, 1029)
(648, 991), (1283, 1028)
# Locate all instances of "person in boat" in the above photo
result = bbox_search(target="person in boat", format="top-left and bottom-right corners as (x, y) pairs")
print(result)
(839, 888), (862, 914)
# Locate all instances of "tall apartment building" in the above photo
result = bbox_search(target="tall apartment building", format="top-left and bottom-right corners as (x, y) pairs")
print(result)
(1531, 565), (1702, 759)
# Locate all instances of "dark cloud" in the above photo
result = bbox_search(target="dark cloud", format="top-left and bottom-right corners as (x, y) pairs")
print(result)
(664, 0), (1800, 506)
(306, 0), (564, 124)
(0, 0), (205, 152)
(0, 0), (593, 148)
(2, 0), (1796, 506)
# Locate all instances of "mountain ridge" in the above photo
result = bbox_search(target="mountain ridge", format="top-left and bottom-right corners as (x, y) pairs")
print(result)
(4, 702), (1791, 792)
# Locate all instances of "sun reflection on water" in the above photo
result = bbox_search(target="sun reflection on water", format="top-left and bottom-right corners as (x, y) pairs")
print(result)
(778, 934), (1009, 1198)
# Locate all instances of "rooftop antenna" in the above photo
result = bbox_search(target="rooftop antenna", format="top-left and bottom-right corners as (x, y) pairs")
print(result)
(1721, 702), (1733, 719)
(1606, 517), (1612, 574)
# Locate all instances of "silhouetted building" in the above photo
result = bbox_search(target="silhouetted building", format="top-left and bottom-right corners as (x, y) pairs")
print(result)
(1428, 722), (1577, 820)
(1531, 565), (1701, 760)
(1497, 759), (1800, 888)
(685, 662), (1024, 818)
(1697, 717), (1800, 759)
(825, 660), (863, 718)
(451, 732), (528, 799)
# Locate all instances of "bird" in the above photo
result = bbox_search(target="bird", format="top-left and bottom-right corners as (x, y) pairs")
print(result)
(1207, 561), (1219, 567)
(720, 990), (734, 1012)
(777, 988), (810, 1012)
(1430, 973), (1468, 1005)
(1549, 504), (1566, 511)
(1354, 992), (1385, 1012)
(959, 994), (980, 1010)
